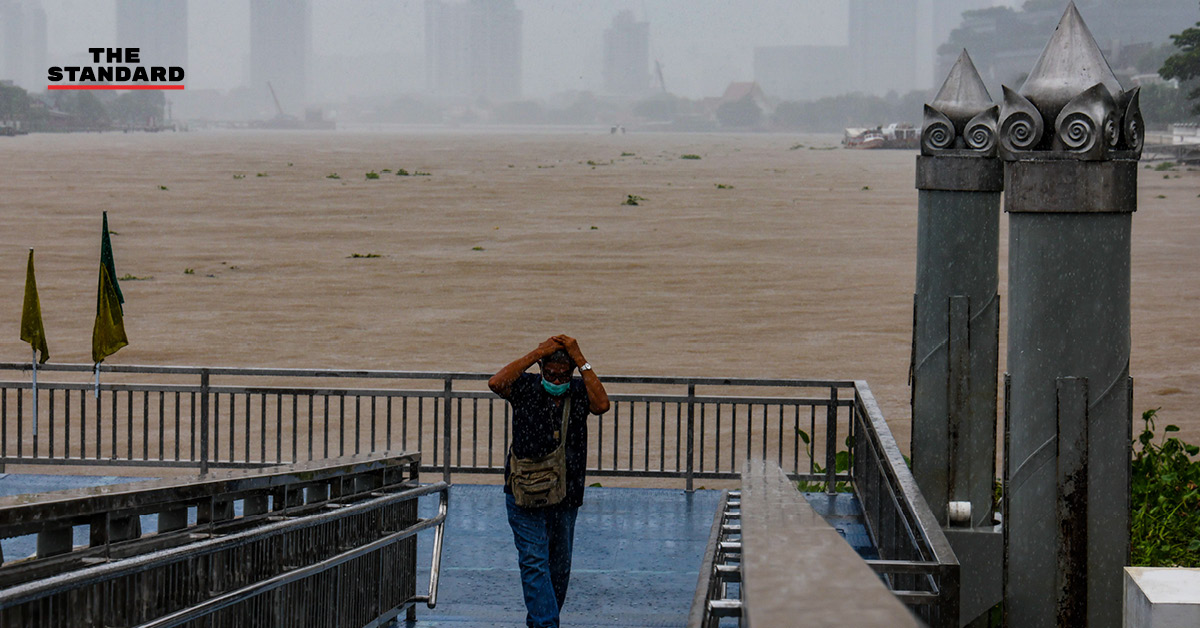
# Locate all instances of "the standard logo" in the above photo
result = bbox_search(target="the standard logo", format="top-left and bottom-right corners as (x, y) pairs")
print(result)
(47, 48), (185, 90)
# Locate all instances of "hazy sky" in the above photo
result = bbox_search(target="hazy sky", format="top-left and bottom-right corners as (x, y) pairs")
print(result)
(39, 0), (852, 99)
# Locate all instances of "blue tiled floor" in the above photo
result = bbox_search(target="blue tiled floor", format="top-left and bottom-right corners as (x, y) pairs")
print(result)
(804, 491), (879, 560)
(1, 476), (879, 627)
(410, 484), (723, 627)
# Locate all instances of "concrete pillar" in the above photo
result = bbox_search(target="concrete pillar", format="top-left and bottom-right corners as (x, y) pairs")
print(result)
(912, 50), (1002, 530)
(998, 4), (1143, 627)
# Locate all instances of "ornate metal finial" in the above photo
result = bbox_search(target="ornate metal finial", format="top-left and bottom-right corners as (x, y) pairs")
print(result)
(998, 2), (1142, 160)
(922, 50), (997, 157)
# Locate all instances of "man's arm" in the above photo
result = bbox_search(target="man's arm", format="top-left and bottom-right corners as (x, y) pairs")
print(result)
(554, 335), (610, 415)
(488, 337), (562, 398)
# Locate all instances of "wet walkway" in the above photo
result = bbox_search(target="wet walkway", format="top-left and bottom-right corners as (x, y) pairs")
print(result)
(1, 475), (876, 627)
(410, 484), (723, 627)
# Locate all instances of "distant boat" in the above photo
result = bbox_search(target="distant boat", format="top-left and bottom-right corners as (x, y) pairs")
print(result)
(843, 123), (919, 149)
(0, 121), (27, 136)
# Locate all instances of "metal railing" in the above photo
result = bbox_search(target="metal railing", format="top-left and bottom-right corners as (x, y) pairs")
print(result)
(0, 362), (957, 623)
(0, 363), (856, 491)
(685, 385), (959, 627)
(0, 452), (448, 627)
(854, 384), (960, 627)
(687, 490), (742, 628)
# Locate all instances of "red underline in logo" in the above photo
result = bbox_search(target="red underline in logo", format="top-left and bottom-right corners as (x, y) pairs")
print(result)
(47, 85), (185, 91)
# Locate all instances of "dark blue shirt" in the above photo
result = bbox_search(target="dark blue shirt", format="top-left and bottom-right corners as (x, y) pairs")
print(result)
(500, 372), (590, 508)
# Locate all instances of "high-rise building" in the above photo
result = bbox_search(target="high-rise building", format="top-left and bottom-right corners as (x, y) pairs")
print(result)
(754, 45), (851, 102)
(755, 0), (919, 101)
(602, 10), (649, 97)
(849, 0), (919, 96)
(250, 0), (311, 115)
(0, 0), (47, 92)
(116, 0), (187, 71)
(425, 0), (521, 102)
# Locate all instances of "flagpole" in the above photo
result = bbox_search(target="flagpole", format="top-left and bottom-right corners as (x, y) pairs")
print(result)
(31, 347), (38, 437)
(95, 363), (101, 399)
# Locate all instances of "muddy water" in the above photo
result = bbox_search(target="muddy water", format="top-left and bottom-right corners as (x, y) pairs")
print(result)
(1, 129), (1197, 470)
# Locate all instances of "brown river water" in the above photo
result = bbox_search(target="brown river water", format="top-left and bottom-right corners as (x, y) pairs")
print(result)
(1, 129), (1197, 474)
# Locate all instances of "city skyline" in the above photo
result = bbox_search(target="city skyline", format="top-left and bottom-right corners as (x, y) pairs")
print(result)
(30, 0), (857, 101)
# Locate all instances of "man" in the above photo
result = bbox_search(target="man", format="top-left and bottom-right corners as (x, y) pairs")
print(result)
(488, 334), (610, 628)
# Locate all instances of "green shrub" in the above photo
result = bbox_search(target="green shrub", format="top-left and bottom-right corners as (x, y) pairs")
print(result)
(680, 154), (701, 160)
(1131, 408), (1200, 567)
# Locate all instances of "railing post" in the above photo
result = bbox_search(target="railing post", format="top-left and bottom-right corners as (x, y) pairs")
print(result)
(442, 378), (452, 485)
(199, 368), (210, 475)
(686, 383), (695, 494)
(825, 386), (837, 494)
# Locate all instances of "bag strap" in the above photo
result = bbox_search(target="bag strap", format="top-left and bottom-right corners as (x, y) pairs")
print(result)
(558, 396), (571, 448)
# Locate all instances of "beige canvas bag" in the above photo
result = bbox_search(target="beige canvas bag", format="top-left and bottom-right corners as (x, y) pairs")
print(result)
(508, 397), (571, 508)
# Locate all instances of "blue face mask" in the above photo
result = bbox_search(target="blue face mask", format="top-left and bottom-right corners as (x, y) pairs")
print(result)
(541, 377), (570, 396)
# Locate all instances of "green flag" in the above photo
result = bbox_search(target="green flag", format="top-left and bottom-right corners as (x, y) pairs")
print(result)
(100, 211), (124, 305)
(20, 248), (49, 363)
(93, 213), (128, 363)
(93, 263), (128, 363)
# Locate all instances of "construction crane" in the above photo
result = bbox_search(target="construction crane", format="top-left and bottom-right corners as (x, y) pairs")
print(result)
(267, 81), (293, 120)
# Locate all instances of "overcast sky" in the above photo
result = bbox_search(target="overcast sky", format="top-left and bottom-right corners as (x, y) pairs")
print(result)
(39, 0), (854, 98)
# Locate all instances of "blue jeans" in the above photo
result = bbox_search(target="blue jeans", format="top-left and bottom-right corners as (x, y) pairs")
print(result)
(505, 493), (579, 628)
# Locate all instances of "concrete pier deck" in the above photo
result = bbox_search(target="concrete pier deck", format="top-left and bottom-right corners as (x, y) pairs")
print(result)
(1, 475), (878, 626)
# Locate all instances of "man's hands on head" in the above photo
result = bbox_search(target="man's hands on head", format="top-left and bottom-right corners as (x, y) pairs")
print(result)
(550, 335), (586, 367)
(536, 337), (563, 359)
(491, 334), (608, 414)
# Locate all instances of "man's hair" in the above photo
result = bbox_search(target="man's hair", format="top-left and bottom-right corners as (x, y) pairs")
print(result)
(541, 348), (572, 367)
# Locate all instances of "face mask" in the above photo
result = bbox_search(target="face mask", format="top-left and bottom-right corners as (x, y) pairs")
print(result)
(541, 377), (569, 396)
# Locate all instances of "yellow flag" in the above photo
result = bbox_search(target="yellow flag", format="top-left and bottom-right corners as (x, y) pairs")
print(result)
(20, 249), (49, 363)
(92, 262), (128, 363)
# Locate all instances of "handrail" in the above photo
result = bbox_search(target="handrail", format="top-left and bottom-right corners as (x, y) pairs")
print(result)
(410, 486), (449, 609)
(0, 362), (855, 388)
(0, 362), (858, 490)
(0, 456), (448, 627)
(130, 483), (450, 628)
(852, 380), (960, 627)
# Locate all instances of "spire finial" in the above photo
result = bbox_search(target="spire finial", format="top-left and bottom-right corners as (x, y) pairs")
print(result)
(1018, 1), (1122, 126)
(922, 49), (997, 156)
(997, 2), (1140, 160)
